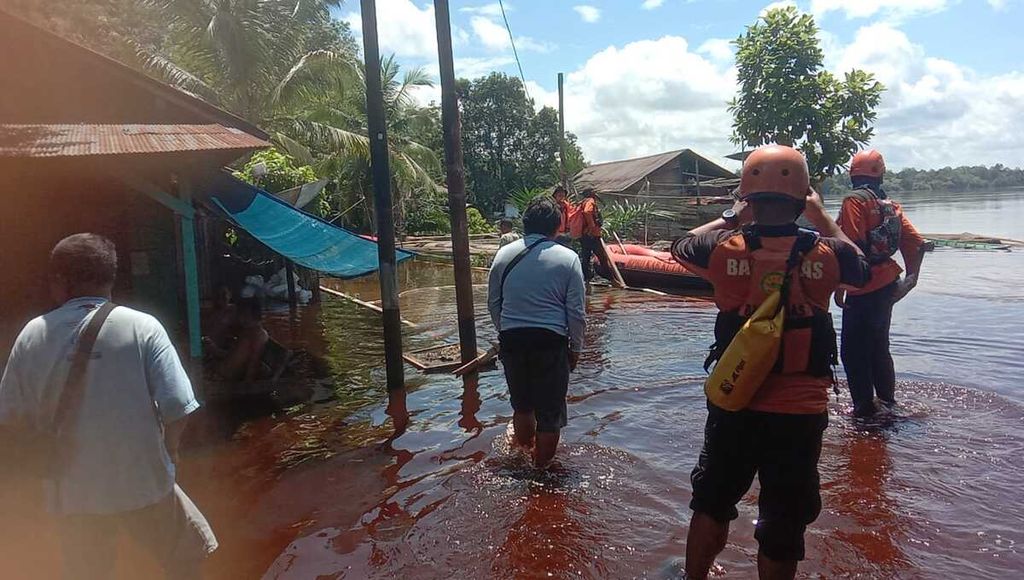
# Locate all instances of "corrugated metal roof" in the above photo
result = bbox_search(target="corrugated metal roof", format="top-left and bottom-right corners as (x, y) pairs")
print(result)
(573, 149), (735, 193)
(0, 124), (270, 158)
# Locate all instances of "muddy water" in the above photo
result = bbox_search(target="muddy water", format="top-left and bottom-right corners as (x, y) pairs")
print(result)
(4, 191), (1024, 579)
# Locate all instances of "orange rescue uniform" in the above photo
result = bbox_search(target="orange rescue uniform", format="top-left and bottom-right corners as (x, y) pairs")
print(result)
(578, 197), (602, 238)
(673, 225), (869, 414)
(556, 198), (572, 235)
(837, 194), (926, 295)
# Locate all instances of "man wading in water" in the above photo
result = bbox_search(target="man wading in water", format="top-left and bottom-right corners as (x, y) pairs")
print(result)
(671, 146), (869, 579)
(488, 197), (586, 468)
(834, 149), (930, 417)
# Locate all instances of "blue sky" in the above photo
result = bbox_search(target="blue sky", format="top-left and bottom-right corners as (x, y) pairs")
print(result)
(339, 0), (1024, 169)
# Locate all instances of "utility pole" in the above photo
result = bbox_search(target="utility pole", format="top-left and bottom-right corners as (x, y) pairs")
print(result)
(558, 72), (566, 188)
(434, 0), (477, 365)
(360, 0), (407, 423)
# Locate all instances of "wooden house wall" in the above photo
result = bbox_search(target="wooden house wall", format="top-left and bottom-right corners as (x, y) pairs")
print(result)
(600, 157), (733, 241)
(0, 163), (182, 361)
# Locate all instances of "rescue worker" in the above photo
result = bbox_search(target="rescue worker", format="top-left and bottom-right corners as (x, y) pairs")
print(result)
(577, 188), (605, 282)
(835, 149), (929, 417)
(671, 145), (870, 580)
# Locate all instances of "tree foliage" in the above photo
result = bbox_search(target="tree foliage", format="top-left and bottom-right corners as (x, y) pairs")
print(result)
(730, 6), (885, 177)
(234, 148), (317, 194)
(460, 73), (586, 214)
(821, 164), (1024, 196)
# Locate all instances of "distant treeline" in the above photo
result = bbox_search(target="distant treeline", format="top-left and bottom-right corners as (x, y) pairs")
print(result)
(820, 164), (1024, 196)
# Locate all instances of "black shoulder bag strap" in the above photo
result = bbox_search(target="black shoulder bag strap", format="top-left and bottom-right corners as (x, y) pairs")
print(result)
(497, 238), (549, 311)
(51, 301), (117, 438)
(778, 230), (820, 308)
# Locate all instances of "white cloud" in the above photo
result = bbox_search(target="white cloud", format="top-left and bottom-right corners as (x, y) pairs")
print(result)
(343, 0), (437, 60)
(573, 5), (602, 23)
(540, 36), (739, 166)
(470, 16), (551, 53)
(831, 23), (1024, 168)
(810, 0), (948, 21)
(460, 2), (507, 18)
(642, 0), (666, 8)
(697, 38), (734, 63)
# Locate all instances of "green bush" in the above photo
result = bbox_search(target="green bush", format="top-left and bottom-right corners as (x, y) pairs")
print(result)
(234, 148), (316, 194)
(467, 207), (495, 234)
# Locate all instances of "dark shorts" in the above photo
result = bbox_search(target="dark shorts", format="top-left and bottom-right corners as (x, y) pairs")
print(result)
(690, 403), (828, 562)
(500, 328), (570, 433)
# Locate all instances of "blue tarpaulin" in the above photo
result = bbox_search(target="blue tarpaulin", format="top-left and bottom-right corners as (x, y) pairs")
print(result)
(205, 171), (414, 279)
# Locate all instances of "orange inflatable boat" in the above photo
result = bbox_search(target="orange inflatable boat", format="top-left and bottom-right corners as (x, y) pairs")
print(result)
(595, 244), (710, 291)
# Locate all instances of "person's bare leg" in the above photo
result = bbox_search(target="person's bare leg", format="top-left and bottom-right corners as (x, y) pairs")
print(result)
(685, 511), (729, 580)
(512, 411), (537, 449)
(534, 430), (560, 468)
(757, 551), (797, 580)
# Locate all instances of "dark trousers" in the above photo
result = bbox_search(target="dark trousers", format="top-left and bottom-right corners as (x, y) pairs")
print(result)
(841, 281), (898, 416)
(579, 235), (602, 281)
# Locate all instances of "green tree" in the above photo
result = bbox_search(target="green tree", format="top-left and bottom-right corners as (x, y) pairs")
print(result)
(460, 73), (585, 214)
(730, 6), (885, 177)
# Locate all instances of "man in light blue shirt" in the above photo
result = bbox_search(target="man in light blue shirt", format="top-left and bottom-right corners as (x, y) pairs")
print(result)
(0, 234), (216, 579)
(488, 197), (586, 467)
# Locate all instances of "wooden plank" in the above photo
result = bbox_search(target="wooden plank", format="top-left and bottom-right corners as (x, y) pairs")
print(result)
(319, 285), (417, 328)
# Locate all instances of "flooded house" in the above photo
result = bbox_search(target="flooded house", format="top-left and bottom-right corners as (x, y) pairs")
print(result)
(0, 11), (390, 376)
(572, 149), (738, 240)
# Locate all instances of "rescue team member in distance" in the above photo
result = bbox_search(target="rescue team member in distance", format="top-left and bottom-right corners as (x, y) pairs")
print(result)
(671, 145), (870, 580)
(834, 149), (930, 417)
(553, 185), (573, 244)
(487, 196), (586, 468)
(577, 188), (606, 282)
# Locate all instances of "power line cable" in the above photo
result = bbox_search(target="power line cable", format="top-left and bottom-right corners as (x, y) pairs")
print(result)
(498, 0), (531, 102)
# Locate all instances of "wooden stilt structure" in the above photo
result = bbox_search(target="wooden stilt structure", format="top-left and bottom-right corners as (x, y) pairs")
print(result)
(434, 0), (478, 366)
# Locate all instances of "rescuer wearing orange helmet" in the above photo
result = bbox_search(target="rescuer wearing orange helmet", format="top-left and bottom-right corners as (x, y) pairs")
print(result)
(835, 149), (930, 417)
(671, 145), (870, 580)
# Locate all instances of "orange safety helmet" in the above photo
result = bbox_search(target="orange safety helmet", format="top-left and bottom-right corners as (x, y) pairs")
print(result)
(738, 145), (810, 201)
(850, 149), (885, 178)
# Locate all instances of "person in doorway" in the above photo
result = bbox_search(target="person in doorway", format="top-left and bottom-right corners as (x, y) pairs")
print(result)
(553, 185), (573, 244)
(488, 196), (586, 468)
(835, 149), (930, 418)
(498, 218), (522, 249)
(671, 146), (869, 580)
(577, 188), (606, 282)
(203, 285), (237, 352)
(0, 233), (217, 580)
(204, 297), (270, 382)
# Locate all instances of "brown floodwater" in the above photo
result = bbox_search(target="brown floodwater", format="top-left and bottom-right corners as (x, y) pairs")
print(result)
(2, 190), (1024, 578)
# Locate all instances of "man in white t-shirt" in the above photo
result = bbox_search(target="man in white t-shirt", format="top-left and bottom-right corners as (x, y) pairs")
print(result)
(0, 234), (217, 579)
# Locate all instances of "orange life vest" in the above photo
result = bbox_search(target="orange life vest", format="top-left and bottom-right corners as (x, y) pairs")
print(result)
(706, 229), (839, 380)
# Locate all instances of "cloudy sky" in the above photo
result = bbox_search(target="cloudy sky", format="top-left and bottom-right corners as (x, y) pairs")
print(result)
(339, 0), (1024, 170)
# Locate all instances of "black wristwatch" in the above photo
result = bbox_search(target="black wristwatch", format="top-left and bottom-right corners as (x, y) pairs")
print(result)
(721, 208), (739, 227)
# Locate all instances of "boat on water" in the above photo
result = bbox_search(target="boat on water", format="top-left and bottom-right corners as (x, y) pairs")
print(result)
(595, 243), (711, 291)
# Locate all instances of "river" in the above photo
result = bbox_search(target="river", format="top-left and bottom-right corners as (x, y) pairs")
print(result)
(3, 189), (1022, 579)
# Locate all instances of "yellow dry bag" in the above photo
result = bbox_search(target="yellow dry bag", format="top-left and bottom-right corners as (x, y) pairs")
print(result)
(704, 289), (785, 411)
(703, 232), (816, 411)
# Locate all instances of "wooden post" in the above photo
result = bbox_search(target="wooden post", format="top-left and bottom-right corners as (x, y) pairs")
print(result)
(435, 0), (478, 366)
(178, 178), (202, 359)
(361, 0), (405, 398)
(285, 260), (297, 307)
(558, 72), (566, 187)
(694, 156), (702, 203)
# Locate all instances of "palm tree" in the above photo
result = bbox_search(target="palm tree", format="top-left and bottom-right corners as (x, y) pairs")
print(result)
(139, 0), (441, 232)
(275, 55), (442, 231)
